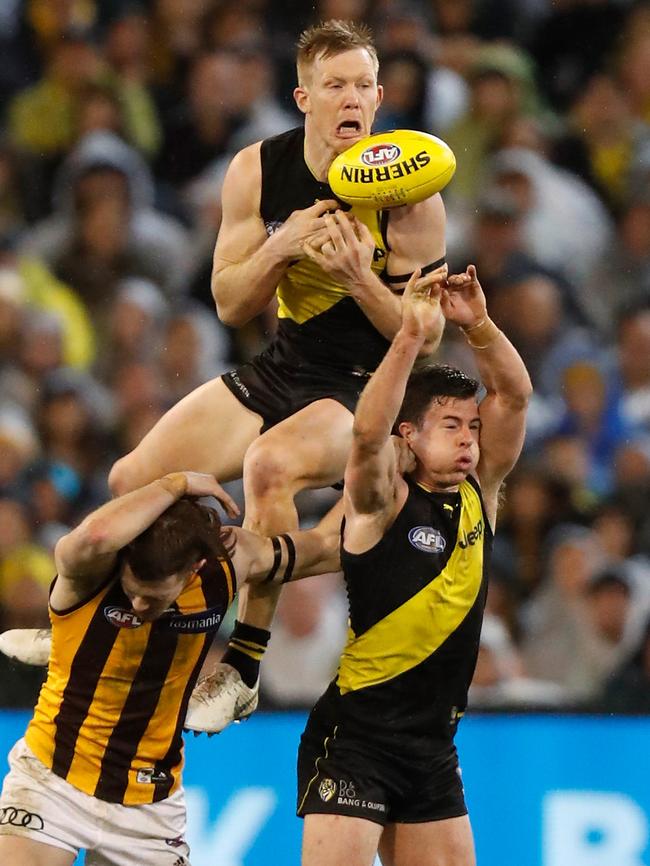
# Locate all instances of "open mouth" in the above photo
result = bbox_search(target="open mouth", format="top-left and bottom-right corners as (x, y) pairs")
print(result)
(336, 120), (362, 138)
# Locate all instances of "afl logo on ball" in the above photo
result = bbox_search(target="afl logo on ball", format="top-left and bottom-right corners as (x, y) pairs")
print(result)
(361, 143), (401, 167)
(104, 606), (143, 629)
(408, 526), (446, 553)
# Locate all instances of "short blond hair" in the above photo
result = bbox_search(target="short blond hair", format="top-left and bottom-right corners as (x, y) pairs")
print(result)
(297, 19), (379, 84)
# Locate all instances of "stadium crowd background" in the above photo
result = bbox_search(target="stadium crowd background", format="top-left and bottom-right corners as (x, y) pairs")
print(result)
(0, 0), (650, 715)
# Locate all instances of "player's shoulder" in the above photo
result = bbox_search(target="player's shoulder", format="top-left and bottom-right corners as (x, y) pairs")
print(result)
(226, 141), (263, 175)
(221, 143), (264, 211)
(227, 127), (303, 173)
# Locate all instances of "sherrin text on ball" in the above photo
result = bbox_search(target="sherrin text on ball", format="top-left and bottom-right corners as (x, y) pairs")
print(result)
(328, 129), (456, 209)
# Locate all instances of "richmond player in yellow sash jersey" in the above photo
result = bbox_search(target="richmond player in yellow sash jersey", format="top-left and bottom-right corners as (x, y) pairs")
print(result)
(0, 472), (340, 866)
(297, 265), (532, 866)
(106, 20), (448, 729)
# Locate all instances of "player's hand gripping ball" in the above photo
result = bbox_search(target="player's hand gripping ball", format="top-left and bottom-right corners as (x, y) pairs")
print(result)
(328, 130), (456, 209)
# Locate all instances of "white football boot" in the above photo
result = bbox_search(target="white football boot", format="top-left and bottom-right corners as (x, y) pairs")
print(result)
(0, 629), (52, 666)
(184, 663), (259, 736)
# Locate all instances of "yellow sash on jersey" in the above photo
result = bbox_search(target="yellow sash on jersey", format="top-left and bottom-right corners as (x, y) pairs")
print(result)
(276, 206), (387, 324)
(337, 479), (485, 694)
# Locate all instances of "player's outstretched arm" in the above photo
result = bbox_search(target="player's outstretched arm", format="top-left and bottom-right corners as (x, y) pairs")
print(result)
(442, 265), (533, 526)
(212, 144), (337, 326)
(233, 498), (345, 586)
(55, 473), (238, 586)
(344, 269), (446, 549)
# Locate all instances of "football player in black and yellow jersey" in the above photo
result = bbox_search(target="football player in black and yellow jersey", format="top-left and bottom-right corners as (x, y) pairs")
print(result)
(297, 265), (532, 866)
(107, 20), (447, 722)
(0, 471), (341, 866)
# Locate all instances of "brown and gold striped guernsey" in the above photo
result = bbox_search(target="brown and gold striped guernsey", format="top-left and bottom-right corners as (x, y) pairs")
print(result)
(25, 557), (235, 805)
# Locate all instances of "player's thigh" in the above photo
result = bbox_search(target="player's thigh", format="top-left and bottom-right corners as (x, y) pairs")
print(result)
(112, 377), (263, 489)
(302, 813), (382, 866)
(0, 835), (76, 866)
(378, 815), (476, 866)
(245, 398), (354, 491)
(84, 788), (190, 866)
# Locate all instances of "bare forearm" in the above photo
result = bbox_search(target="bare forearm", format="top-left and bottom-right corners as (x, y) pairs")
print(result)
(212, 238), (288, 326)
(463, 318), (532, 404)
(70, 475), (187, 557)
(353, 329), (423, 449)
(349, 272), (403, 340)
(351, 273), (440, 356)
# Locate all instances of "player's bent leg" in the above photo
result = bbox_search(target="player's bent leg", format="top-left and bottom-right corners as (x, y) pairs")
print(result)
(378, 815), (476, 866)
(302, 814), (382, 866)
(109, 377), (263, 495)
(190, 399), (353, 735)
(243, 397), (353, 535)
(239, 397), (353, 624)
(0, 836), (77, 866)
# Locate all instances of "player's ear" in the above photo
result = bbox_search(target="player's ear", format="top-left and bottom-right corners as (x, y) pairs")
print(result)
(398, 421), (415, 445)
(294, 85), (310, 115)
(375, 83), (383, 110)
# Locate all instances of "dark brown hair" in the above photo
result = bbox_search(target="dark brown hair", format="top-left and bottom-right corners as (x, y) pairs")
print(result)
(297, 20), (378, 83)
(124, 498), (228, 582)
(396, 365), (480, 430)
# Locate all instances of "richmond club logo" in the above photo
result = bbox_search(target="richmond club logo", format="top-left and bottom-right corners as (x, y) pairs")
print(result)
(408, 526), (446, 553)
(104, 606), (143, 629)
(318, 778), (337, 802)
(361, 143), (401, 167)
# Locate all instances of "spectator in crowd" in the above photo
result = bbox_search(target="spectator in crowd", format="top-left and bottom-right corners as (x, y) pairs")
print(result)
(445, 43), (544, 205)
(584, 195), (650, 336)
(610, 298), (650, 434)
(520, 525), (633, 702)
(96, 276), (168, 379)
(600, 617), (650, 713)
(19, 131), (191, 308)
(527, 0), (626, 111)
(155, 50), (246, 188)
(550, 360), (635, 498)
(488, 146), (613, 287)
(469, 614), (568, 709)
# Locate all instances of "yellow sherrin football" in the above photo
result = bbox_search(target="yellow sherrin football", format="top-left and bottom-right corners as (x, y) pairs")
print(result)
(328, 129), (456, 209)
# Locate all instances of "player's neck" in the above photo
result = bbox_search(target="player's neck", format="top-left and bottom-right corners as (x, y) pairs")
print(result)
(303, 130), (335, 182)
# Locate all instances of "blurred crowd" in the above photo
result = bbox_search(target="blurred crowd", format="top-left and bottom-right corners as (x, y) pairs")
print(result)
(1, 0), (650, 714)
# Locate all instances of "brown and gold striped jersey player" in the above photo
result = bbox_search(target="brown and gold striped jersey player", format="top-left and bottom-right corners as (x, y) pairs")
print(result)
(25, 556), (235, 805)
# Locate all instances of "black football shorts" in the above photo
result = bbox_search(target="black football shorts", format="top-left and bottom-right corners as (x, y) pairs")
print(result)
(297, 718), (467, 826)
(222, 339), (370, 433)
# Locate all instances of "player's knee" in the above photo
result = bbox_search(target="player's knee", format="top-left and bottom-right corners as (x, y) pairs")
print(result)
(108, 455), (139, 497)
(244, 438), (302, 500)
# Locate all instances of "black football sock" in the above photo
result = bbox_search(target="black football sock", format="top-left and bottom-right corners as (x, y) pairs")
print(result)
(222, 620), (270, 688)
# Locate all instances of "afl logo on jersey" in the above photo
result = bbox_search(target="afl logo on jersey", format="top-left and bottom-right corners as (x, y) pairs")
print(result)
(408, 526), (446, 553)
(361, 143), (401, 167)
(104, 606), (143, 629)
